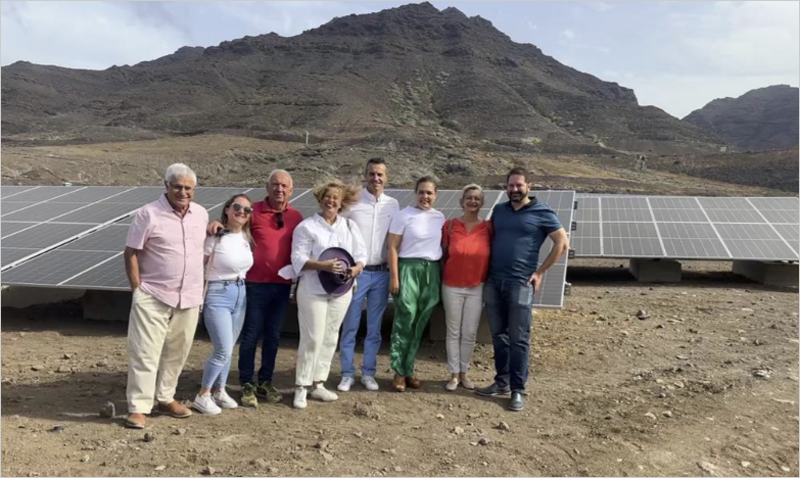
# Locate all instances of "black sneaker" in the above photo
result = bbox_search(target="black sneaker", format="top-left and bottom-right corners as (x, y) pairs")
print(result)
(475, 382), (511, 397)
(509, 392), (525, 411)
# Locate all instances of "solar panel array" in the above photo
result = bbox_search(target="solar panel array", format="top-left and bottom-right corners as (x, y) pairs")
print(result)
(571, 194), (799, 261)
(1, 186), (266, 289)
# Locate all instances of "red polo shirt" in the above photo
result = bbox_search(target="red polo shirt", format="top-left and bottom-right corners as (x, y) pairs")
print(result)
(246, 200), (304, 284)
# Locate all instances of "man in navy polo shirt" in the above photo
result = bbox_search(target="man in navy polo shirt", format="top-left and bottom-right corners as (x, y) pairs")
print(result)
(476, 167), (569, 411)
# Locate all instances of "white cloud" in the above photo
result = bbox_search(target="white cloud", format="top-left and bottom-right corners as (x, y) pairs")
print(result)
(561, 29), (575, 39)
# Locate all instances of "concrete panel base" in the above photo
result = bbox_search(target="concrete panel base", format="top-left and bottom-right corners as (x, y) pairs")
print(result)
(2, 286), (85, 309)
(629, 258), (682, 283)
(83, 290), (133, 321)
(733, 261), (799, 287)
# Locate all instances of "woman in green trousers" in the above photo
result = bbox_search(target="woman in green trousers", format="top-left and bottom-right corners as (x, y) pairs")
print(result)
(386, 176), (446, 392)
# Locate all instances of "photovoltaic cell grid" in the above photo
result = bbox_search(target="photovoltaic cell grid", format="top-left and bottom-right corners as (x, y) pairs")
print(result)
(528, 190), (575, 308)
(571, 194), (799, 261)
(1, 186), (259, 287)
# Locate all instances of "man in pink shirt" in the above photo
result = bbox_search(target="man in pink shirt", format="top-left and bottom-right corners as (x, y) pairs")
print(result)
(123, 163), (209, 429)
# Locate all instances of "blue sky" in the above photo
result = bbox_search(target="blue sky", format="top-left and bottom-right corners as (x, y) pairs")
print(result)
(1, 1), (798, 118)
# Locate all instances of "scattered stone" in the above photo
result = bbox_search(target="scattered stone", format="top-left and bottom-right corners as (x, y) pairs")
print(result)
(597, 315), (607, 321)
(56, 365), (71, 374)
(172, 428), (187, 436)
(143, 432), (154, 442)
(80, 455), (90, 463)
(62, 353), (73, 360)
(452, 426), (464, 435)
(96, 359), (109, 368)
(320, 451), (334, 462)
(155, 465), (166, 471)
(51, 423), (65, 433)
(674, 381), (685, 389)
(676, 355), (689, 361)
(393, 466), (403, 473)
(268, 467), (278, 474)
(99, 401), (115, 419)
(753, 369), (771, 379)
(662, 411), (673, 418)
(644, 412), (657, 420)
(31, 365), (44, 372)
(740, 461), (750, 468)
(781, 466), (791, 472)
(200, 466), (215, 475)
(636, 310), (650, 320)
(655, 324), (664, 329)
(435, 413), (445, 420)
(381, 448), (397, 455)
(771, 398), (795, 405)
(353, 432), (363, 438)
(314, 440), (329, 450)
(496, 421), (511, 432)
(251, 458), (269, 468)
(741, 308), (754, 313)
(696, 461), (718, 476)
(478, 437), (490, 446)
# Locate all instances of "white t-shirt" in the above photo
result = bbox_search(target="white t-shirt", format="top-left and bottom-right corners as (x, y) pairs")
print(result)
(389, 206), (445, 261)
(203, 232), (254, 281)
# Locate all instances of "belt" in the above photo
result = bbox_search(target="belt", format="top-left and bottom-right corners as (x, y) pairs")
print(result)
(210, 278), (246, 286)
(363, 263), (389, 272)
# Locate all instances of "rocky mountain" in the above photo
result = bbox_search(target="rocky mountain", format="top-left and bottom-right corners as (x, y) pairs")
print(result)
(683, 85), (799, 151)
(1, 2), (722, 154)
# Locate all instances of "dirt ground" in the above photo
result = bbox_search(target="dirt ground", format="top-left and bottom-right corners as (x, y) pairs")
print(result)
(1, 259), (798, 477)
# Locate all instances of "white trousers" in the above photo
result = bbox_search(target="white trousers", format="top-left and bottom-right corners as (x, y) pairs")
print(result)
(295, 279), (353, 387)
(126, 288), (200, 413)
(442, 283), (484, 374)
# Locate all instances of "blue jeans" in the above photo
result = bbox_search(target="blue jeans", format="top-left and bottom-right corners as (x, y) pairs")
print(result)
(339, 270), (390, 378)
(237, 282), (292, 385)
(483, 278), (535, 392)
(201, 279), (247, 389)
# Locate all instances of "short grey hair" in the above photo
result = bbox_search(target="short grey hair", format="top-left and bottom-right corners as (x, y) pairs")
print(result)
(267, 169), (292, 186)
(164, 163), (197, 184)
(461, 183), (484, 200)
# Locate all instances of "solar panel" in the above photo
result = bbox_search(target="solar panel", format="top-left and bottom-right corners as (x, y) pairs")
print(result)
(3, 186), (89, 202)
(1, 250), (119, 287)
(531, 190), (575, 308)
(2, 186), (39, 199)
(1, 247), (40, 267)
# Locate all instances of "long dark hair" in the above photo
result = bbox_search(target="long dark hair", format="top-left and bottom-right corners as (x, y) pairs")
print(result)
(220, 193), (254, 245)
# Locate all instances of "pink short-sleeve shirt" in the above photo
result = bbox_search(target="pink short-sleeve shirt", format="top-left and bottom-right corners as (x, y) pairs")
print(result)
(126, 194), (209, 309)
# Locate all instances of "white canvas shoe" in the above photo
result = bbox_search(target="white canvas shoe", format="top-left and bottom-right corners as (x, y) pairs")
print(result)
(293, 387), (308, 409)
(212, 389), (238, 409)
(361, 375), (379, 391)
(309, 384), (339, 402)
(338, 376), (355, 392)
(193, 393), (222, 415)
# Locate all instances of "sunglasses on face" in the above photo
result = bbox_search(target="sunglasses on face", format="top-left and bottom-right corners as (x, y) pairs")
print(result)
(231, 203), (253, 214)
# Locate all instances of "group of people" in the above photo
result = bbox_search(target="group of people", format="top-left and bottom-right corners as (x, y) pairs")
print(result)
(122, 160), (569, 429)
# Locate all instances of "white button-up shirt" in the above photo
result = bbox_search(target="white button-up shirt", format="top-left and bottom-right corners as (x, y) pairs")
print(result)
(291, 213), (368, 296)
(342, 189), (400, 266)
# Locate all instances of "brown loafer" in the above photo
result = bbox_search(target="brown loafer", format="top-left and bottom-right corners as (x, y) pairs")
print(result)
(125, 413), (147, 429)
(157, 400), (192, 418)
(393, 373), (406, 392)
(406, 375), (421, 389)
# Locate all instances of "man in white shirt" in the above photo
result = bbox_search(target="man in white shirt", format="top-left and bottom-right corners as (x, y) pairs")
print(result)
(337, 158), (400, 392)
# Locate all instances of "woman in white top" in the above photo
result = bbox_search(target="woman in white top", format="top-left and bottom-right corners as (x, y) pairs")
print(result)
(290, 178), (367, 409)
(387, 176), (446, 392)
(192, 194), (254, 415)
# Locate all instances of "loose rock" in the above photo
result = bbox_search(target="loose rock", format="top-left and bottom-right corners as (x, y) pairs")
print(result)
(496, 421), (511, 432)
(662, 411), (673, 418)
(644, 412), (657, 420)
(31, 365), (44, 372)
(251, 458), (269, 468)
(636, 310), (650, 320)
(155, 465), (166, 471)
(96, 359), (109, 368)
(144, 432), (154, 442)
(99, 401), (115, 419)
(172, 428), (187, 436)
(56, 365), (71, 373)
(200, 466), (215, 475)
(452, 426), (464, 435)
(478, 437), (490, 446)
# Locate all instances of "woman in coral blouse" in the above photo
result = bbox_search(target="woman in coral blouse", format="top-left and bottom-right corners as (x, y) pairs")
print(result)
(440, 184), (492, 391)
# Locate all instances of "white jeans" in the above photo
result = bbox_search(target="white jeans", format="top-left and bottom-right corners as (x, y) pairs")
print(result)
(126, 288), (200, 413)
(441, 283), (484, 374)
(295, 278), (353, 387)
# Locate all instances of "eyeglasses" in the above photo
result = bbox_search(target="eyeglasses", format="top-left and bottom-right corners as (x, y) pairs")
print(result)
(231, 203), (253, 214)
(169, 183), (194, 192)
(276, 212), (284, 229)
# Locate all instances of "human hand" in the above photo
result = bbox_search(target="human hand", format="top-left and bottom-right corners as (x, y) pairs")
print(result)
(389, 277), (399, 295)
(528, 271), (543, 292)
(206, 220), (223, 236)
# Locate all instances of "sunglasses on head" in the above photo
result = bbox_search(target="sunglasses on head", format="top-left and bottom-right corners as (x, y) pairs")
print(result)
(231, 203), (253, 214)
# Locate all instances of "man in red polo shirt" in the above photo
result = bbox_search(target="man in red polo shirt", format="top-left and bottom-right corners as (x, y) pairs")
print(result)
(209, 169), (303, 406)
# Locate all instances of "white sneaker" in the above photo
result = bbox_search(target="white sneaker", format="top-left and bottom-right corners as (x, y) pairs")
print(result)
(309, 384), (339, 402)
(338, 376), (355, 392)
(193, 393), (222, 415)
(361, 375), (379, 391)
(212, 389), (238, 409)
(293, 387), (308, 409)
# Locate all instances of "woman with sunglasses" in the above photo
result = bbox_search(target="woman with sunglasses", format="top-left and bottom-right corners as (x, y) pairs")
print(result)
(193, 194), (255, 415)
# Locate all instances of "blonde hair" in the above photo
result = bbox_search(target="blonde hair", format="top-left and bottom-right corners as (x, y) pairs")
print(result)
(220, 194), (254, 245)
(312, 178), (361, 213)
(461, 184), (484, 206)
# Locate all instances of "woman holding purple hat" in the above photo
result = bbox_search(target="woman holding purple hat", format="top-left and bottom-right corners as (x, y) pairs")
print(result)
(290, 178), (367, 409)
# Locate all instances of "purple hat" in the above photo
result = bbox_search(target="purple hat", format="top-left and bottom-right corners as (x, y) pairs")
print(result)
(318, 247), (356, 297)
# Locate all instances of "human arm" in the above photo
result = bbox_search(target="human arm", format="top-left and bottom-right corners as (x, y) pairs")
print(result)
(206, 220), (224, 236)
(348, 219), (367, 277)
(528, 227), (569, 291)
(124, 247), (141, 291)
(387, 233), (402, 295)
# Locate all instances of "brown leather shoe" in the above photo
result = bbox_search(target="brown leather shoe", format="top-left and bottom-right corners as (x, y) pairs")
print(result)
(406, 375), (421, 389)
(393, 373), (406, 392)
(157, 400), (192, 418)
(125, 413), (147, 429)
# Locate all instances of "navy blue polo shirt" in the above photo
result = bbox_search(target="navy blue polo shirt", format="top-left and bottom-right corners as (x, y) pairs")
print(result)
(488, 198), (563, 284)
